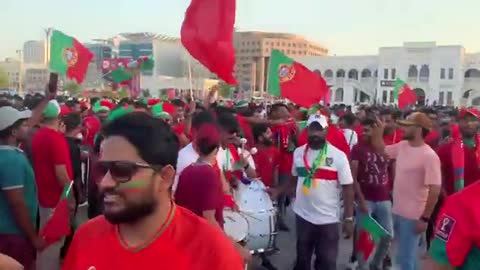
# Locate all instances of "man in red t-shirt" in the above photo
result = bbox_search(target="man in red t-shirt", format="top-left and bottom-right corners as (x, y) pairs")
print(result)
(63, 112), (243, 270)
(31, 100), (73, 270)
(252, 123), (280, 188)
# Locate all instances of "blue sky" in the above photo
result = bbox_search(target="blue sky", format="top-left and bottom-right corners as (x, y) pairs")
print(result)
(2, 0), (479, 59)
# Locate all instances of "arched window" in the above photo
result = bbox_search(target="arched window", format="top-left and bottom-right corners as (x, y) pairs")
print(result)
(348, 69), (358, 80)
(334, 88), (344, 102)
(336, 69), (345, 78)
(408, 65), (418, 78)
(465, 69), (480, 78)
(324, 69), (333, 78)
(361, 69), (372, 78)
(419, 65), (430, 78)
(313, 69), (322, 77)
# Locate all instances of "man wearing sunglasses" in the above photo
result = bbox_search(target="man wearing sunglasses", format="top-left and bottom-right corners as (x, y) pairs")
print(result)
(62, 112), (243, 270)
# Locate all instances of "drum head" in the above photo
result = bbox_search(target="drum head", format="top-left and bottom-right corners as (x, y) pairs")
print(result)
(234, 179), (274, 212)
(223, 210), (249, 242)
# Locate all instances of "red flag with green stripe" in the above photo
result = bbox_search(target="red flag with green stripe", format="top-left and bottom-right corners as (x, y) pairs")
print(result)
(40, 182), (73, 247)
(393, 79), (417, 109)
(356, 215), (391, 261)
(267, 49), (328, 108)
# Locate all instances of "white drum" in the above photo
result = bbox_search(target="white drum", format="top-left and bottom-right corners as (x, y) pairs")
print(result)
(223, 209), (249, 243)
(234, 180), (278, 253)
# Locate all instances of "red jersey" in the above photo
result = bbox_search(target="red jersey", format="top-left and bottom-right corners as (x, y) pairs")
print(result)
(83, 114), (101, 149)
(437, 141), (480, 196)
(31, 127), (73, 208)
(253, 145), (280, 187)
(62, 205), (243, 270)
(271, 122), (297, 174)
(425, 130), (441, 149)
(383, 129), (404, 145)
(429, 182), (480, 269)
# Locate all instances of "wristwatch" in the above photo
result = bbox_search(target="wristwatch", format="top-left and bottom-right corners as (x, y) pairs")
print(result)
(344, 217), (354, 223)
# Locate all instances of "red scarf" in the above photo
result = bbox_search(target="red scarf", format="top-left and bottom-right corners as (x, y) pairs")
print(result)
(451, 125), (480, 192)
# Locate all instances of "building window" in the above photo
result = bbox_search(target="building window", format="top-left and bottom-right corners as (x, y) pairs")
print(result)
(391, 68), (396, 79)
(408, 65), (418, 78)
(440, 68), (446, 79)
(439, 91), (444, 105)
(382, 90), (388, 103)
(334, 88), (344, 102)
(419, 65), (430, 78)
(448, 68), (454, 79)
(447, 92), (453, 105)
(336, 69), (345, 78)
(286, 50), (290, 54)
(383, 69), (389, 80)
(389, 91), (394, 103)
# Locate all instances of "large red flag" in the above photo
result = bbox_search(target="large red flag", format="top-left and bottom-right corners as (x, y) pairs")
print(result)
(181, 0), (237, 85)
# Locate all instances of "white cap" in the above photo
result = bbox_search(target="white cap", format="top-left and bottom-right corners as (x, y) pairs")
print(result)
(0, 106), (32, 131)
(306, 114), (328, 129)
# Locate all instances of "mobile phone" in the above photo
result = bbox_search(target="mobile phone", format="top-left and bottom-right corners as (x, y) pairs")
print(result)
(48, 73), (59, 94)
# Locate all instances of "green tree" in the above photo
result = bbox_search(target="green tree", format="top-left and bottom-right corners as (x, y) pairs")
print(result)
(0, 68), (9, 88)
(64, 81), (81, 96)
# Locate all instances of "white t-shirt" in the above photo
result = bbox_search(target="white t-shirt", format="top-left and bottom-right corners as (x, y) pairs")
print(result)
(342, 128), (358, 151)
(173, 143), (256, 193)
(292, 143), (353, 225)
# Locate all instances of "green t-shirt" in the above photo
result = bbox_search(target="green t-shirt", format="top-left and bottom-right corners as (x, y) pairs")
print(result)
(0, 146), (38, 235)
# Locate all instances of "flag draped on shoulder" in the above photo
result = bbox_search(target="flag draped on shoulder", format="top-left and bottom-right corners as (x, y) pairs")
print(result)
(267, 49), (329, 108)
(49, 30), (94, 84)
(393, 78), (417, 109)
(181, 0), (237, 85)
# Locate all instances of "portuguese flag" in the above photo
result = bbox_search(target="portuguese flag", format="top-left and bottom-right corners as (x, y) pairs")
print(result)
(393, 78), (417, 109)
(111, 56), (154, 83)
(356, 215), (391, 261)
(40, 182), (73, 247)
(49, 30), (94, 84)
(268, 49), (328, 108)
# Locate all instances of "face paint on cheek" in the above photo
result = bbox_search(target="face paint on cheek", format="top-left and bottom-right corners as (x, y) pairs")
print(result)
(116, 181), (148, 193)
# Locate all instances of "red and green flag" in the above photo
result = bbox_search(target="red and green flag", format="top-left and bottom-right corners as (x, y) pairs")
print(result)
(356, 215), (391, 261)
(393, 78), (417, 109)
(40, 182), (73, 247)
(111, 56), (154, 83)
(267, 49), (329, 108)
(49, 30), (94, 84)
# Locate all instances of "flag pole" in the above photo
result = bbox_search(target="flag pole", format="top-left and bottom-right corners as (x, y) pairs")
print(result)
(187, 57), (193, 97)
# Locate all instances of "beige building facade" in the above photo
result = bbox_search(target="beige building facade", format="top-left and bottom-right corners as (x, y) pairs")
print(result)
(0, 58), (21, 90)
(234, 31), (328, 96)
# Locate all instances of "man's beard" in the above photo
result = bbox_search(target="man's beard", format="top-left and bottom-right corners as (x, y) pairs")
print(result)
(308, 136), (326, 149)
(102, 191), (157, 225)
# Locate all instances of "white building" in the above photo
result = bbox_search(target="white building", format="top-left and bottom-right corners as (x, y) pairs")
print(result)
(297, 42), (480, 106)
(0, 58), (21, 90)
(23, 40), (46, 64)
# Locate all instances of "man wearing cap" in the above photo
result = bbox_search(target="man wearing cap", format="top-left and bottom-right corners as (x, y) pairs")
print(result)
(371, 112), (441, 270)
(290, 114), (354, 270)
(30, 100), (73, 270)
(0, 106), (44, 269)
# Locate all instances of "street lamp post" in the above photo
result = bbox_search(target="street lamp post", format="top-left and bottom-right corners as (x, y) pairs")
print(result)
(15, 50), (23, 96)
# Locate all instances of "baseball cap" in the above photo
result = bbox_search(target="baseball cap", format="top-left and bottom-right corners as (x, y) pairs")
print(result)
(195, 123), (221, 146)
(458, 108), (480, 119)
(0, 106), (32, 131)
(43, 100), (61, 119)
(397, 112), (433, 130)
(306, 114), (329, 129)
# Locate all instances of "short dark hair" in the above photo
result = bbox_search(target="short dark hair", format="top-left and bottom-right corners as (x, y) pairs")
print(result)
(171, 99), (185, 108)
(0, 119), (24, 140)
(270, 103), (289, 114)
(339, 113), (356, 126)
(217, 112), (239, 134)
(192, 111), (216, 130)
(102, 112), (179, 168)
(361, 118), (376, 127)
(62, 113), (82, 133)
(197, 138), (219, 156)
(252, 123), (269, 142)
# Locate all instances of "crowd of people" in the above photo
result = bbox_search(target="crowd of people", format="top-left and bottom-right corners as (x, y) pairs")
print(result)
(0, 88), (479, 270)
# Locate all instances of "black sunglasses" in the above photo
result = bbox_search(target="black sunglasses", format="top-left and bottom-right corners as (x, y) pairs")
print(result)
(97, 161), (160, 183)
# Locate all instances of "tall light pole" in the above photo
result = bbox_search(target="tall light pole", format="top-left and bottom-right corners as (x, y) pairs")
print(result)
(44, 27), (53, 65)
(15, 50), (23, 96)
